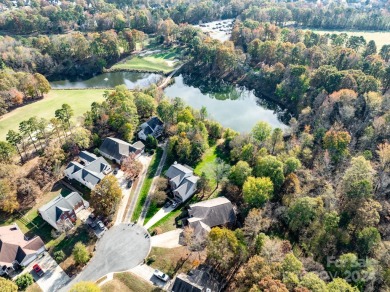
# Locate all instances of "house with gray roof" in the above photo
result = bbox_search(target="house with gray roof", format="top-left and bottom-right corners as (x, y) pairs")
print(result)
(170, 265), (222, 292)
(0, 224), (45, 276)
(138, 116), (164, 141)
(166, 162), (199, 202)
(38, 192), (89, 231)
(99, 137), (145, 164)
(186, 197), (236, 239)
(64, 151), (112, 190)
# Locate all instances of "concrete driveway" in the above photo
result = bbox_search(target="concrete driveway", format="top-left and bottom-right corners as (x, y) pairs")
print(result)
(63, 223), (151, 289)
(30, 253), (70, 292)
(130, 264), (171, 290)
(151, 229), (183, 248)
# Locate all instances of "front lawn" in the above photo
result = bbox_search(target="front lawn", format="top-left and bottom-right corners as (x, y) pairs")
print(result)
(147, 209), (182, 234)
(101, 272), (160, 292)
(131, 148), (163, 221)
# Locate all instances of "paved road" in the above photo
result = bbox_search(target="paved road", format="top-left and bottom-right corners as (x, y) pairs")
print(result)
(123, 155), (152, 222)
(138, 143), (167, 225)
(61, 223), (151, 290)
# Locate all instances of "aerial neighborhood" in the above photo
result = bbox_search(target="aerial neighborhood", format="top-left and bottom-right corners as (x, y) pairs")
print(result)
(0, 0), (389, 291)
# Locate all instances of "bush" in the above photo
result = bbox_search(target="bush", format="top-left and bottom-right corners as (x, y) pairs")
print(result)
(153, 227), (162, 235)
(0, 278), (17, 292)
(54, 250), (66, 262)
(73, 242), (90, 265)
(146, 255), (156, 265)
(15, 273), (34, 290)
(151, 190), (167, 207)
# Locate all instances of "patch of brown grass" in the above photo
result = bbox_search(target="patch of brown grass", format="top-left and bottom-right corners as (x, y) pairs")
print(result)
(101, 278), (131, 292)
(101, 272), (159, 292)
(148, 246), (206, 277)
(26, 283), (43, 292)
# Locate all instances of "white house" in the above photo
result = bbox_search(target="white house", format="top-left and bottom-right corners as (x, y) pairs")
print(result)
(166, 162), (199, 202)
(64, 151), (111, 190)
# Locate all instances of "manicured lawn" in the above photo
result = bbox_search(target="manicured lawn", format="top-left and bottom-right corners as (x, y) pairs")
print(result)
(148, 246), (204, 277)
(131, 148), (163, 221)
(111, 56), (178, 74)
(101, 272), (160, 292)
(0, 89), (107, 140)
(148, 209), (182, 234)
(194, 145), (218, 188)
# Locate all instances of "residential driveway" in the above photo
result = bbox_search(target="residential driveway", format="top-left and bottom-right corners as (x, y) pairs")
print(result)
(151, 229), (183, 248)
(144, 205), (175, 230)
(130, 264), (171, 290)
(123, 155), (153, 222)
(114, 169), (132, 224)
(63, 223), (151, 290)
(30, 253), (70, 292)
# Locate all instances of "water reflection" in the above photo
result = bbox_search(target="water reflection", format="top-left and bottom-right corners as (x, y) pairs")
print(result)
(164, 74), (288, 133)
(50, 72), (162, 89)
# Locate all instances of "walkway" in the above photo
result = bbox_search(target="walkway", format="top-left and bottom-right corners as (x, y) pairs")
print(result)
(122, 154), (152, 222)
(144, 205), (175, 230)
(158, 65), (183, 89)
(138, 143), (167, 225)
(151, 229), (183, 248)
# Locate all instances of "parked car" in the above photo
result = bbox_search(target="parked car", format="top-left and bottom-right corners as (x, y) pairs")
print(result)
(127, 180), (133, 188)
(88, 220), (96, 228)
(33, 264), (44, 277)
(113, 167), (119, 175)
(97, 220), (105, 230)
(171, 201), (178, 208)
(164, 200), (172, 208)
(154, 269), (169, 282)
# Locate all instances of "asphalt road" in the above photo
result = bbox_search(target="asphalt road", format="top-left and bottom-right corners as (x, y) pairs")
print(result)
(61, 223), (151, 290)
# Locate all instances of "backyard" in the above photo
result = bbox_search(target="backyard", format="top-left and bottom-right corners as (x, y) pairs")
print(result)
(0, 89), (107, 140)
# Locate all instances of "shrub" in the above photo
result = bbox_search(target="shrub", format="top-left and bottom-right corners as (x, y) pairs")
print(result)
(73, 242), (90, 265)
(15, 273), (34, 290)
(54, 250), (66, 262)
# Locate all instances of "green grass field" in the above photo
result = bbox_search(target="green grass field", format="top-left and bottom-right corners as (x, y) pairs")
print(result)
(0, 89), (107, 140)
(111, 56), (178, 74)
(131, 148), (163, 221)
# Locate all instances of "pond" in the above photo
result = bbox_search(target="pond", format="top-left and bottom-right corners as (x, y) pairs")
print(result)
(164, 75), (287, 133)
(50, 72), (162, 89)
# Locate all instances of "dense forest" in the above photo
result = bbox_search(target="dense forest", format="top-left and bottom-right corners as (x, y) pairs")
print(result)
(0, 0), (389, 291)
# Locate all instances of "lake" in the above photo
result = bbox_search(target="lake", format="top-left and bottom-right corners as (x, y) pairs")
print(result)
(50, 72), (162, 89)
(164, 75), (287, 132)
(49, 71), (287, 133)
(305, 29), (390, 50)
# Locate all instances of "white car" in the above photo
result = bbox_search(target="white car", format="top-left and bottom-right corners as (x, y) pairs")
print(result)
(154, 269), (169, 282)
